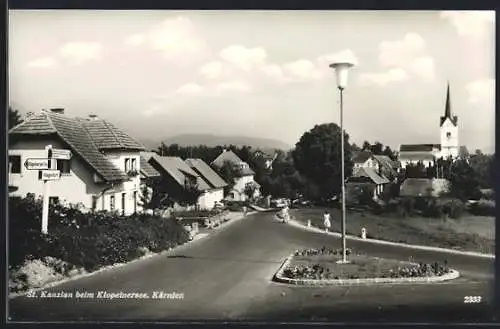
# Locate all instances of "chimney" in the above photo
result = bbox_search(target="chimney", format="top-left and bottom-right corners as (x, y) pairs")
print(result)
(88, 114), (98, 120)
(50, 108), (65, 114)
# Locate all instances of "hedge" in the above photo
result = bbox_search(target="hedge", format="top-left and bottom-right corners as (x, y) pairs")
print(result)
(9, 196), (190, 273)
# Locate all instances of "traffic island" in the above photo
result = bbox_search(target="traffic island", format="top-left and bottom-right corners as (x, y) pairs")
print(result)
(273, 247), (460, 286)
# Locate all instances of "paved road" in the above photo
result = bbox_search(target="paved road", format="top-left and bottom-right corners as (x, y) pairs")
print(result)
(9, 211), (496, 323)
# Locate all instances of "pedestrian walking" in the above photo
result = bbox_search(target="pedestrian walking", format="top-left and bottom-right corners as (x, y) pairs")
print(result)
(323, 210), (331, 232)
(243, 205), (247, 217)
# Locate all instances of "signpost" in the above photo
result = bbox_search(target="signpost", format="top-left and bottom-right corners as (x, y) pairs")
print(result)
(51, 149), (72, 160)
(37, 146), (72, 234)
(24, 158), (50, 170)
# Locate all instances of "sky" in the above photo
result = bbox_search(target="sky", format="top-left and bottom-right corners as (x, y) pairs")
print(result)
(8, 10), (495, 153)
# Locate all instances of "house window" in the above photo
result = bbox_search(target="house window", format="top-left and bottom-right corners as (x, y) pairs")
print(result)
(125, 158), (130, 171)
(110, 195), (115, 211)
(446, 132), (451, 138)
(131, 158), (137, 171)
(121, 193), (126, 215)
(9, 155), (21, 174)
(56, 159), (71, 174)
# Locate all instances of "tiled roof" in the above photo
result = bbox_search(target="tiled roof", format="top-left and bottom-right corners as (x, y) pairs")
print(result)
(9, 111), (128, 182)
(400, 178), (434, 197)
(185, 158), (228, 189)
(80, 119), (145, 151)
(398, 152), (435, 161)
(351, 167), (389, 185)
(150, 155), (212, 191)
(373, 155), (399, 174)
(212, 150), (255, 176)
(399, 144), (441, 152)
(352, 151), (372, 164)
(140, 156), (161, 178)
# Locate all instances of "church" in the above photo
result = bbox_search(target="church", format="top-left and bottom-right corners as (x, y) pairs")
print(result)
(398, 83), (469, 169)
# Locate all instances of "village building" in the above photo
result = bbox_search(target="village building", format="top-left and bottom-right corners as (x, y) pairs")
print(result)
(253, 150), (278, 170)
(8, 109), (146, 215)
(146, 154), (227, 210)
(398, 83), (469, 169)
(211, 149), (261, 201)
(352, 151), (399, 181)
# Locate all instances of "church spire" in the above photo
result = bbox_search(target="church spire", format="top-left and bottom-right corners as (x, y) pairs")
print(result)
(444, 81), (451, 118)
(440, 81), (457, 126)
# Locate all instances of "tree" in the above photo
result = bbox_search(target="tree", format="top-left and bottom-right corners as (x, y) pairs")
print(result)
(177, 183), (202, 207)
(370, 141), (384, 155)
(243, 182), (258, 201)
(292, 123), (353, 199)
(8, 106), (23, 130)
(382, 146), (397, 160)
(138, 179), (174, 216)
(212, 160), (242, 195)
(361, 141), (371, 151)
(448, 159), (482, 201)
(469, 152), (494, 188)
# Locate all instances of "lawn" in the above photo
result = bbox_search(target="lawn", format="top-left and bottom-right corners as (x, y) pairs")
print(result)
(290, 207), (495, 254)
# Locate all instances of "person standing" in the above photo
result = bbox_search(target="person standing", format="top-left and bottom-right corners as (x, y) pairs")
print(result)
(323, 210), (332, 232)
(243, 205), (247, 217)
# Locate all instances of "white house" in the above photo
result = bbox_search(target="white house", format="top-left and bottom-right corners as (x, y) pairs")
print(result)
(185, 158), (227, 209)
(347, 166), (390, 200)
(398, 83), (469, 169)
(352, 151), (399, 180)
(211, 150), (261, 201)
(146, 155), (227, 210)
(8, 109), (146, 215)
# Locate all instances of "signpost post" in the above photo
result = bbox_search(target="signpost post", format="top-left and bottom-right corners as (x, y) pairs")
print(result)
(41, 145), (53, 234)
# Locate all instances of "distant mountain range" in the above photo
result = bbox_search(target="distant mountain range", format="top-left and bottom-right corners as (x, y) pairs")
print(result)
(140, 134), (293, 152)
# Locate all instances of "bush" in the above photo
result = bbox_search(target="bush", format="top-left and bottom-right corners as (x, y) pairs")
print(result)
(441, 198), (465, 219)
(9, 196), (190, 275)
(468, 200), (495, 216)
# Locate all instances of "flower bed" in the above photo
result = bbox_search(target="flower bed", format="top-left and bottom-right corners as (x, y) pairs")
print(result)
(282, 247), (452, 281)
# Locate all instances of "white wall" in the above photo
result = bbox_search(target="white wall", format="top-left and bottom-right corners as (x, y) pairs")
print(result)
(399, 159), (433, 169)
(9, 138), (141, 216)
(440, 118), (459, 158)
(197, 188), (224, 210)
(233, 175), (255, 192)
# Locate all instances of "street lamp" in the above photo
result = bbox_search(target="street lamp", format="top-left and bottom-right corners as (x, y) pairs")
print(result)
(329, 61), (355, 264)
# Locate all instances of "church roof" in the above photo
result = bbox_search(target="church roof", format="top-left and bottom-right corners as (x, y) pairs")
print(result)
(440, 82), (458, 127)
(398, 152), (435, 161)
(399, 144), (440, 152)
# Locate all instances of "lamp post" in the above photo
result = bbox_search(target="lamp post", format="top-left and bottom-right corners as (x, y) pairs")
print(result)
(329, 61), (355, 264)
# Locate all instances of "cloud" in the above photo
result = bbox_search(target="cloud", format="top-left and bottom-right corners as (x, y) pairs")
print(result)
(199, 61), (233, 80)
(410, 56), (436, 81)
(378, 33), (425, 67)
(282, 59), (323, 81)
(176, 83), (205, 95)
(361, 33), (435, 85)
(124, 33), (145, 47)
(465, 78), (495, 104)
(27, 57), (57, 68)
(214, 80), (252, 93)
(440, 11), (495, 38)
(316, 49), (360, 67)
(219, 44), (267, 71)
(359, 68), (409, 86)
(59, 42), (103, 65)
(124, 16), (207, 61)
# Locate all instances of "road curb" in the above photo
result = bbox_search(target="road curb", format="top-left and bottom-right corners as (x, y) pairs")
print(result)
(9, 211), (252, 299)
(273, 254), (461, 286)
(288, 220), (495, 259)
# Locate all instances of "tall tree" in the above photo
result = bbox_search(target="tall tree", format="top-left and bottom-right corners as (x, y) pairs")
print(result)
(8, 106), (23, 130)
(370, 141), (384, 155)
(448, 159), (482, 200)
(361, 141), (371, 151)
(469, 152), (494, 188)
(138, 179), (174, 216)
(292, 123), (353, 199)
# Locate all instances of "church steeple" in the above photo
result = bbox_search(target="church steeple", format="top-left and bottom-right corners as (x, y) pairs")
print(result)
(440, 81), (457, 127)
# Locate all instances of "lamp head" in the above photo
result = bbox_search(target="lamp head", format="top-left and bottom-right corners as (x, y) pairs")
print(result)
(329, 61), (355, 90)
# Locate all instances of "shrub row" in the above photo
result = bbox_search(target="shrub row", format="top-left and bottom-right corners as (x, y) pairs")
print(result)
(294, 247), (352, 257)
(9, 196), (190, 273)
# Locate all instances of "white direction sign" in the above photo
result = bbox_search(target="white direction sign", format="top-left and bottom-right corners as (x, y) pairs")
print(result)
(52, 149), (72, 160)
(24, 158), (50, 170)
(41, 169), (61, 181)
